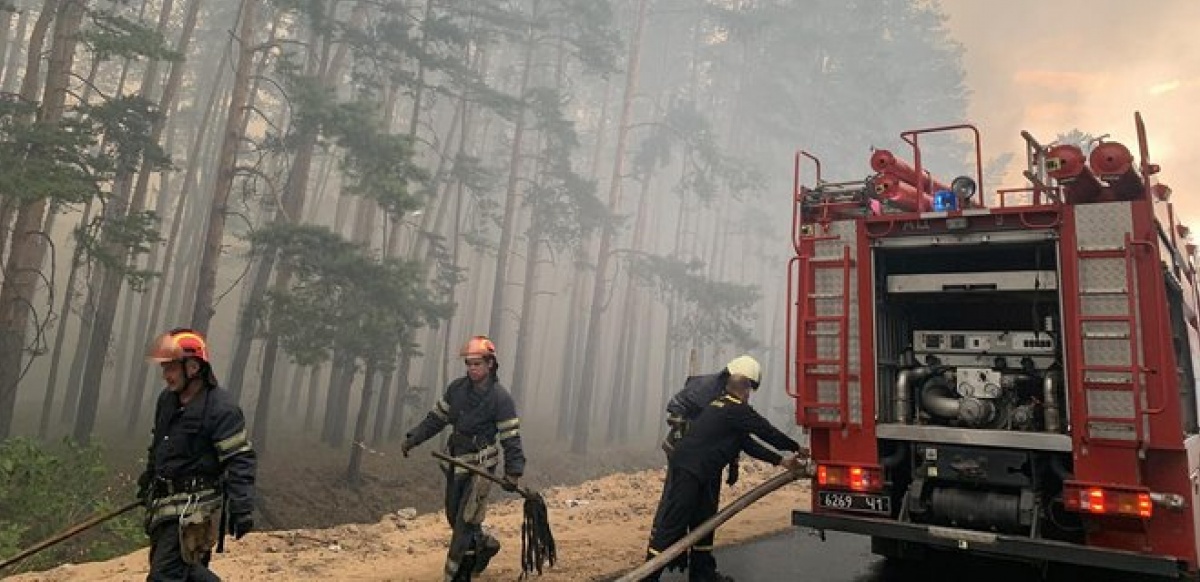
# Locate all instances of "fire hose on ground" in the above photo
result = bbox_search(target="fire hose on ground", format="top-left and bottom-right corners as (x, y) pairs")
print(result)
(616, 462), (814, 582)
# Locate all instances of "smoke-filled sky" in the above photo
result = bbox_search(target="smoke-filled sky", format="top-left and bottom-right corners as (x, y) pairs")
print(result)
(939, 0), (1200, 224)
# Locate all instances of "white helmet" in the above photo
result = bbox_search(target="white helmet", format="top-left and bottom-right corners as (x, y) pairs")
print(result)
(725, 355), (761, 389)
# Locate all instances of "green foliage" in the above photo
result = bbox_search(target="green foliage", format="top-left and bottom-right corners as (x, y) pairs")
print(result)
(249, 224), (452, 369)
(630, 254), (761, 349)
(0, 438), (143, 574)
(73, 210), (162, 291)
(83, 10), (184, 62)
(78, 95), (172, 176)
(333, 99), (429, 220)
(522, 87), (609, 250)
(543, 0), (620, 75)
(632, 101), (767, 203)
(0, 100), (102, 207)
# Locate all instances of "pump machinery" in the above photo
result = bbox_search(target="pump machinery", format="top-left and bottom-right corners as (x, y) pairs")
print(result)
(789, 114), (1200, 579)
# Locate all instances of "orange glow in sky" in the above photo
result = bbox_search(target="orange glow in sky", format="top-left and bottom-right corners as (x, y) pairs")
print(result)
(938, 0), (1200, 225)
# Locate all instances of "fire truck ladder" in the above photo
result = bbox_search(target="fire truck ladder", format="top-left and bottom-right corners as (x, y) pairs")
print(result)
(795, 241), (857, 428)
(1073, 234), (1152, 447)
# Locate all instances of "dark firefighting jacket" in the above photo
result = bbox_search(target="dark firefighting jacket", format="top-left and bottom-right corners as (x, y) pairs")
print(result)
(140, 386), (257, 525)
(666, 372), (728, 424)
(406, 376), (526, 477)
(670, 392), (801, 480)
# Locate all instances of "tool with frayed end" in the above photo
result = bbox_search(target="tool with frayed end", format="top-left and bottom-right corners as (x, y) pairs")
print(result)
(432, 451), (557, 578)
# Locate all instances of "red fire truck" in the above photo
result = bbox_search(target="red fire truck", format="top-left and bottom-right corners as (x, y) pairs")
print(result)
(788, 113), (1200, 579)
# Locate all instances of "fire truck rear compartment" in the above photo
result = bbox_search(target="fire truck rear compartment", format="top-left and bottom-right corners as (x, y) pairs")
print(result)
(871, 236), (1081, 543)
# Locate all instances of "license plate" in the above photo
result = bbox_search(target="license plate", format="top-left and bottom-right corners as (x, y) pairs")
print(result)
(818, 491), (891, 515)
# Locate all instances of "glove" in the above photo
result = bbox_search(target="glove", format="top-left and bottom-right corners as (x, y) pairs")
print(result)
(502, 475), (520, 493)
(231, 513), (254, 540)
(136, 472), (152, 503)
(725, 460), (740, 487)
(401, 439), (414, 458)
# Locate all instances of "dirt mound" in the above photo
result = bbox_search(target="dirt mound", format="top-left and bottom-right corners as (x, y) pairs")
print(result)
(8, 462), (812, 581)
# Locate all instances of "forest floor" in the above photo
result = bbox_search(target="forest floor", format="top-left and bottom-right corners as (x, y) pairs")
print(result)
(5, 444), (812, 581)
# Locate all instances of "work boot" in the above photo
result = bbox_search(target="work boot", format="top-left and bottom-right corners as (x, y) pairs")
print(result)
(471, 534), (501, 574)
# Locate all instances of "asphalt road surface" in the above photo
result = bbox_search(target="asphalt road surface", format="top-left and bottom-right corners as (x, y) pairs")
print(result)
(647, 528), (1174, 582)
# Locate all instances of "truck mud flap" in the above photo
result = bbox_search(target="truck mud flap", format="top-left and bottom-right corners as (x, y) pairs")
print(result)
(793, 510), (1187, 579)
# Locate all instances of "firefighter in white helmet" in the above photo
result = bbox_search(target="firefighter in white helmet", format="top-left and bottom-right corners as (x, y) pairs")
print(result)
(645, 355), (804, 581)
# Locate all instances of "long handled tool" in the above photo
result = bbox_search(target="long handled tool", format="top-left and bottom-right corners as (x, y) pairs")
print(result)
(432, 451), (557, 577)
(616, 467), (809, 582)
(0, 499), (143, 571)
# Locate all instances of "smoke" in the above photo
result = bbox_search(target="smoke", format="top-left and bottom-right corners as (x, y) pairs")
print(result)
(939, 0), (1200, 224)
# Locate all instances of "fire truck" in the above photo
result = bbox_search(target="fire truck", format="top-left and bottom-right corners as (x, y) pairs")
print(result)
(787, 113), (1200, 579)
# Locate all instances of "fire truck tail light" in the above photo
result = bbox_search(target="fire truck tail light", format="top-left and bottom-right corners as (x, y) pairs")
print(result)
(1063, 483), (1153, 519)
(816, 464), (883, 492)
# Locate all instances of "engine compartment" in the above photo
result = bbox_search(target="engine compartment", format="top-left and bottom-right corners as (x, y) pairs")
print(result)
(872, 235), (1080, 539)
(874, 238), (1067, 435)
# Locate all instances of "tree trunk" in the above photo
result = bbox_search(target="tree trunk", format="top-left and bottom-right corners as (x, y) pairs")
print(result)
(556, 266), (587, 439)
(0, 1), (28, 93)
(249, 333), (280, 452)
(608, 166), (655, 443)
(486, 0), (539, 343)
(346, 361), (376, 484)
(0, 3), (14, 91)
(372, 366), (392, 445)
(0, 0), (77, 439)
(571, 0), (648, 454)
(388, 351), (412, 441)
(304, 363), (321, 431)
(39, 196), (95, 438)
(190, 0), (259, 333)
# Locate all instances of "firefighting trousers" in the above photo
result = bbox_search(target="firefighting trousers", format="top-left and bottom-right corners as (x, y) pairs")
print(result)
(443, 470), (499, 581)
(645, 467), (720, 581)
(147, 520), (221, 582)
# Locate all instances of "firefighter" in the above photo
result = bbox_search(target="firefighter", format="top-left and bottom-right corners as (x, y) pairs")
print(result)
(402, 335), (526, 582)
(655, 355), (761, 572)
(643, 367), (805, 582)
(137, 328), (257, 582)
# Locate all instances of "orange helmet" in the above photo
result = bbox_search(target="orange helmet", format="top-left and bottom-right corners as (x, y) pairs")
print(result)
(460, 335), (497, 359)
(147, 328), (210, 364)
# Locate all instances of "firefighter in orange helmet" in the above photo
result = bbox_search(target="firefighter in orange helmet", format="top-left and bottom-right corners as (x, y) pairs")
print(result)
(139, 328), (257, 582)
(402, 335), (526, 581)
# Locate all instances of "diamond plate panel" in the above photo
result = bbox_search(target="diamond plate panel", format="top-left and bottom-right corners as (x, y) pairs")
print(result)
(814, 271), (844, 303)
(815, 334), (838, 360)
(1084, 338), (1131, 366)
(817, 379), (840, 423)
(1081, 295), (1128, 317)
(1087, 389), (1135, 419)
(1082, 320), (1129, 337)
(848, 326), (860, 368)
(1075, 203), (1133, 249)
(814, 297), (842, 316)
(1079, 258), (1127, 292)
(1084, 371), (1133, 384)
(849, 381), (861, 424)
(1087, 421), (1137, 440)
